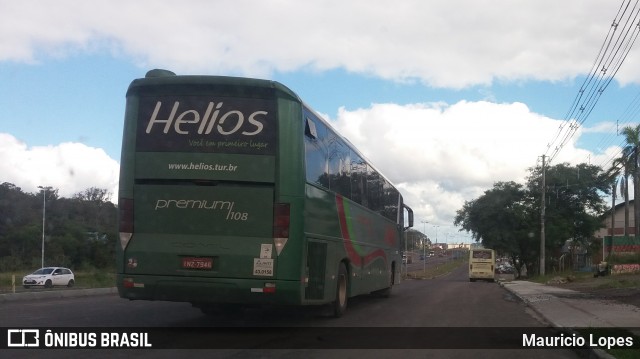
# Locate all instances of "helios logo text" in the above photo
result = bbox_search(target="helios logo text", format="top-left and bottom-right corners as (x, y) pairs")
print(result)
(146, 101), (267, 136)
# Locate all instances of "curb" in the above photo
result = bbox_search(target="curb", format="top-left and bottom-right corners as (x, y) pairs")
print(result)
(498, 281), (616, 359)
(0, 287), (117, 303)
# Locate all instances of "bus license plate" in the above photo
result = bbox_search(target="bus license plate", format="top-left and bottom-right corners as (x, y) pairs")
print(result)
(182, 257), (213, 270)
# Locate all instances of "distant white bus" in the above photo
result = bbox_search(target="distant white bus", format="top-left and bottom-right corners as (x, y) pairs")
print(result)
(469, 249), (495, 282)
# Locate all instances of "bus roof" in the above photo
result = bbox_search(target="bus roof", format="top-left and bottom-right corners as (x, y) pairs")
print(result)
(126, 69), (400, 195)
(126, 69), (300, 103)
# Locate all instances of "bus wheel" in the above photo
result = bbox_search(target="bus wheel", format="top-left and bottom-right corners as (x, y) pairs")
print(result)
(333, 263), (348, 317)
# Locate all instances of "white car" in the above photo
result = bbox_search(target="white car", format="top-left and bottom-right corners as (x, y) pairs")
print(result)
(23, 267), (75, 289)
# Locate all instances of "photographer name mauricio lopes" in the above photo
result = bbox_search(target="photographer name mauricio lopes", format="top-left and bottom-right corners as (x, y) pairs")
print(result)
(523, 332), (635, 350)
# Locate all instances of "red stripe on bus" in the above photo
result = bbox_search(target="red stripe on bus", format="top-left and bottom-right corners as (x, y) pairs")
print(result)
(336, 195), (387, 267)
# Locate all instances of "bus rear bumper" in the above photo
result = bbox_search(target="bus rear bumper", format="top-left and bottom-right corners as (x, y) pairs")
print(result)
(469, 273), (496, 281)
(116, 274), (303, 306)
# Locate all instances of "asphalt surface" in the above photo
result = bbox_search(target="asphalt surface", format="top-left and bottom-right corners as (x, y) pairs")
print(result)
(2, 278), (639, 358)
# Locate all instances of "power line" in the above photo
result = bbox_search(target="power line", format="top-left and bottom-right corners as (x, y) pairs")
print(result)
(544, 0), (640, 165)
(592, 86), (640, 170)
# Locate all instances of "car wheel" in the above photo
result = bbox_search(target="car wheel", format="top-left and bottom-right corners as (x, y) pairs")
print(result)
(67, 279), (75, 287)
(44, 279), (53, 288)
(333, 262), (348, 318)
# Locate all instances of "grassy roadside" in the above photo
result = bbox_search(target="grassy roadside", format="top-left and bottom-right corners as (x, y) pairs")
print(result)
(405, 258), (466, 279)
(530, 270), (640, 290)
(3, 261), (469, 291)
(0, 269), (116, 292)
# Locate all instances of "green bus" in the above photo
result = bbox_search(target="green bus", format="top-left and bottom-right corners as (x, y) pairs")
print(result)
(117, 69), (414, 317)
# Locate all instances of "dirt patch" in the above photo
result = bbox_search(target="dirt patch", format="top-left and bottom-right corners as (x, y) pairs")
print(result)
(546, 272), (640, 308)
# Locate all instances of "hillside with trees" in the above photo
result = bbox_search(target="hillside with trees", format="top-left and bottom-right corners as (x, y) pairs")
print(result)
(0, 182), (117, 271)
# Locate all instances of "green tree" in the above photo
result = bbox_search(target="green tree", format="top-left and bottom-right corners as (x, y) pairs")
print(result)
(619, 125), (640, 237)
(605, 156), (630, 235)
(454, 181), (537, 276)
(527, 162), (610, 269)
(404, 228), (430, 251)
(455, 163), (611, 276)
(0, 183), (117, 271)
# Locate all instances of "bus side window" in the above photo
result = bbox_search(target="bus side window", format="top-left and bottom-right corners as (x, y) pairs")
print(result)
(304, 115), (329, 188)
(305, 117), (318, 139)
(367, 165), (383, 214)
(327, 133), (351, 198)
(382, 180), (398, 221)
(350, 153), (367, 206)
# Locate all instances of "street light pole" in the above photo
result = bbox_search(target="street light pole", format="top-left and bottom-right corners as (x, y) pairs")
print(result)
(37, 186), (50, 268)
(421, 221), (428, 272)
(434, 225), (439, 245)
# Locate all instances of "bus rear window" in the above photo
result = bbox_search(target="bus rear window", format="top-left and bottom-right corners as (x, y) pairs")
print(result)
(472, 251), (493, 259)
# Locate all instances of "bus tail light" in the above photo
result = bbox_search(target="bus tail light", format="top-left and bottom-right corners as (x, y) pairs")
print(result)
(273, 203), (290, 256)
(263, 283), (276, 294)
(123, 278), (134, 288)
(119, 198), (134, 250)
(123, 277), (144, 288)
(251, 283), (276, 294)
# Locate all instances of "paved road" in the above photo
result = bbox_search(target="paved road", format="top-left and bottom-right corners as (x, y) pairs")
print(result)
(1, 264), (581, 359)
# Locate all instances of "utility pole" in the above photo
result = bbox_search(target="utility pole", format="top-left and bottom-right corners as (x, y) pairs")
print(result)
(635, 145), (639, 238)
(37, 186), (51, 269)
(540, 155), (546, 276)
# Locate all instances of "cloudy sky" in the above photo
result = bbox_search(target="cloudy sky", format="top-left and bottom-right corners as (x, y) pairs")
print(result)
(2, 0), (640, 243)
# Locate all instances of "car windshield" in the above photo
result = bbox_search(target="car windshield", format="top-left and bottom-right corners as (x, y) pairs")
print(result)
(33, 268), (54, 275)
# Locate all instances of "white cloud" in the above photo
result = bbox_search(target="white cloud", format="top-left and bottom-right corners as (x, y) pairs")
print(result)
(329, 101), (603, 234)
(0, 0), (631, 241)
(0, 0), (631, 88)
(582, 122), (618, 134)
(0, 133), (119, 201)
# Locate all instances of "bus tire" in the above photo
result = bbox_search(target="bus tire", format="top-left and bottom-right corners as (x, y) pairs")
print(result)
(333, 262), (348, 317)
